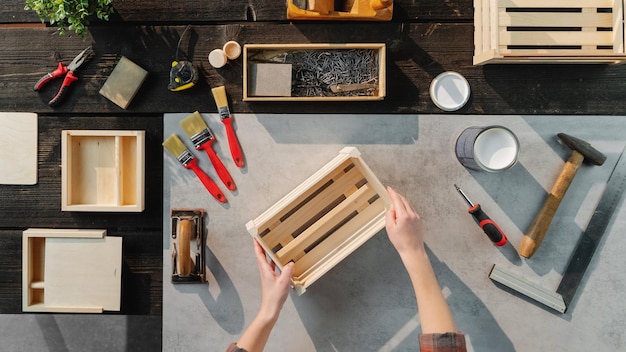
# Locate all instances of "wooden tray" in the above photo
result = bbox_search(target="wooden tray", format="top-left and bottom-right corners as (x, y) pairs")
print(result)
(61, 130), (145, 212)
(246, 147), (390, 295)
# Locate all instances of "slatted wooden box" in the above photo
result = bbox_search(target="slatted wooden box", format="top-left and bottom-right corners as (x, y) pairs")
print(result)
(474, 0), (626, 64)
(246, 147), (390, 295)
(61, 130), (145, 212)
(243, 43), (386, 101)
(22, 229), (122, 313)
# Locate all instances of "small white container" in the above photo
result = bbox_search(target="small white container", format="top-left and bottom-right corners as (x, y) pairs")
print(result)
(223, 41), (242, 60)
(208, 49), (228, 68)
(430, 71), (471, 111)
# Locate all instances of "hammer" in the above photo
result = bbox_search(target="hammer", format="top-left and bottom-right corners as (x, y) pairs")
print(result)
(520, 133), (606, 258)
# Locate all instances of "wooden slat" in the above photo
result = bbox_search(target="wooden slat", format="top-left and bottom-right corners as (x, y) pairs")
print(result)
(499, 49), (618, 55)
(261, 163), (364, 249)
(498, 11), (612, 27)
(499, 30), (614, 46)
(613, 0), (625, 52)
(293, 197), (385, 278)
(498, 0), (614, 8)
(275, 183), (377, 264)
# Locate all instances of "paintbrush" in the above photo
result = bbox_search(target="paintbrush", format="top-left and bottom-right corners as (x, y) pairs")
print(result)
(211, 86), (244, 168)
(162, 133), (227, 203)
(179, 111), (236, 191)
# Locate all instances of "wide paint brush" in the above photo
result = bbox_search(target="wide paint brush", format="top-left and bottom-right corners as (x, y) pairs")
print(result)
(211, 86), (244, 168)
(179, 111), (236, 190)
(162, 133), (226, 203)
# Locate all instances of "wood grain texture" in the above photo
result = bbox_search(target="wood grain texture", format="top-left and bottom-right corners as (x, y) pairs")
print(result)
(2, 23), (626, 115)
(1, 0), (473, 24)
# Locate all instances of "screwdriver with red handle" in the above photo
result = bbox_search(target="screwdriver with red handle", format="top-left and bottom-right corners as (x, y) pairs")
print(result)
(454, 184), (508, 246)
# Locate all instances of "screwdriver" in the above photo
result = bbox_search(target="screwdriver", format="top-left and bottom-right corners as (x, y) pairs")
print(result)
(454, 184), (508, 246)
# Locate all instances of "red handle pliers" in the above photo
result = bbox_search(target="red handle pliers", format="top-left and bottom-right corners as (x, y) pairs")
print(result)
(34, 46), (93, 106)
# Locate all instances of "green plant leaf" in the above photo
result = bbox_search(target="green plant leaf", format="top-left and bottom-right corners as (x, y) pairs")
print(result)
(23, 0), (113, 38)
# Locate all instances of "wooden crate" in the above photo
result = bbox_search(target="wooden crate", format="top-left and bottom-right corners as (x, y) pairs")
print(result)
(243, 43), (386, 101)
(474, 0), (626, 64)
(246, 147), (390, 295)
(61, 130), (145, 212)
(22, 229), (122, 313)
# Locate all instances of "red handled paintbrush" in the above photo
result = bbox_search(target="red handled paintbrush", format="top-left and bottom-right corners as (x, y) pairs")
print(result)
(211, 86), (244, 168)
(179, 111), (236, 190)
(162, 133), (227, 203)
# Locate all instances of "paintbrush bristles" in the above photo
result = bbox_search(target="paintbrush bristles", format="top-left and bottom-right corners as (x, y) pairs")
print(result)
(162, 134), (188, 158)
(179, 111), (209, 137)
(211, 86), (228, 108)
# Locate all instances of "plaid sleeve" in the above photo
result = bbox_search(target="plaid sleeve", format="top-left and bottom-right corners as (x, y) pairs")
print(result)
(226, 343), (248, 352)
(419, 332), (467, 352)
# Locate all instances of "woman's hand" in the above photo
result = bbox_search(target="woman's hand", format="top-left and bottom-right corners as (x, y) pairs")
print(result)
(254, 239), (294, 320)
(385, 186), (425, 257)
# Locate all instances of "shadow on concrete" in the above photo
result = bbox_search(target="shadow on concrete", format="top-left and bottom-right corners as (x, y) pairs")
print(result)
(35, 315), (69, 352)
(256, 113), (419, 145)
(173, 244), (245, 335)
(292, 233), (514, 351)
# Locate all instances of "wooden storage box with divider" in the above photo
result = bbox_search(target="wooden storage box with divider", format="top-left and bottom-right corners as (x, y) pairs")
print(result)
(246, 147), (390, 295)
(22, 228), (122, 313)
(243, 43), (386, 101)
(61, 130), (145, 212)
(474, 0), (626, 64)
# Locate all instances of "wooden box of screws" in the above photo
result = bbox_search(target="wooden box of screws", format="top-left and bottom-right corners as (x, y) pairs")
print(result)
(243, 43), (386, 101)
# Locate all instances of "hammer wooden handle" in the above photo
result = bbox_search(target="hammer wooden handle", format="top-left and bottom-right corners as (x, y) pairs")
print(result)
(520, 151), (585, 258)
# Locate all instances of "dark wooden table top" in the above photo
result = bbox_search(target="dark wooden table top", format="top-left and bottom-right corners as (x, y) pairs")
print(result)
(1, 0), (625, 349)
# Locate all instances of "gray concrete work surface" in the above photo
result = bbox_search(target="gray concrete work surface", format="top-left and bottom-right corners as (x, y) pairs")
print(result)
(163, 114), (626, 352)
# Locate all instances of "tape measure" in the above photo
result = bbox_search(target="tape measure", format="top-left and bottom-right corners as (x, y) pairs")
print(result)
(168, 25), (198, 92)
(168, 60), (198, 91)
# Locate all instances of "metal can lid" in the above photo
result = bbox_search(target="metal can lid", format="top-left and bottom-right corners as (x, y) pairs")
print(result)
(429, 71), (471, 111)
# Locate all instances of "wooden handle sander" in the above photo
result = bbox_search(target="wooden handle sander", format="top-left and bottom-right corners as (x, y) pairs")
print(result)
(171, 209), (206, 283)
(520, 133), (606, 258)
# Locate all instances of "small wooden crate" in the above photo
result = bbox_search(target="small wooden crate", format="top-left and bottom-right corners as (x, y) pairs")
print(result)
(61, 130), (145, 212)
(474, 0), (626, 64)
(243, 43), (386, 101)
(246, 147), (390, 295)
(22, 228), (122, 313)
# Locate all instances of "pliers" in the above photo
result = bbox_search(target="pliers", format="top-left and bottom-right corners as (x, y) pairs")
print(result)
(34, 46), (93, 106)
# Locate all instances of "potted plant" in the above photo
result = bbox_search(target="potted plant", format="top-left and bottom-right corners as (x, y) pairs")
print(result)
(25, 0), (114, 38)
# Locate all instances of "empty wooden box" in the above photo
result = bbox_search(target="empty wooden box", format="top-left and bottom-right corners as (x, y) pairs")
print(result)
(243, 43), (386, 101)
(62, 130), (145, 212)
(22, 228), (122, 313)
(246, 147), (390, 295)
(474, 0), (626, 64)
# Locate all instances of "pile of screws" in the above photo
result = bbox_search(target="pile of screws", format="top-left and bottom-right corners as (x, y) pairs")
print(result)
(285, 49), (379, 97)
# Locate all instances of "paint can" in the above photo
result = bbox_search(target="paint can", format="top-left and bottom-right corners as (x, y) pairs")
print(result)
(455, 126), (519, 172)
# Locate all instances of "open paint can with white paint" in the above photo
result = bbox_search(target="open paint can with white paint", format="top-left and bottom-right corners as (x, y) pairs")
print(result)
(455, 126), (519, 172)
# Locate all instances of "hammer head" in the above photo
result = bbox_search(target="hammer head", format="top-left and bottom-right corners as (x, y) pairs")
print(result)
(557, 133), (606, 166)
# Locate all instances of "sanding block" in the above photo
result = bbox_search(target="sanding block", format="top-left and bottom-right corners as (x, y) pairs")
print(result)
(170, 209), (206, 283)
(99, 56), (148, 109)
